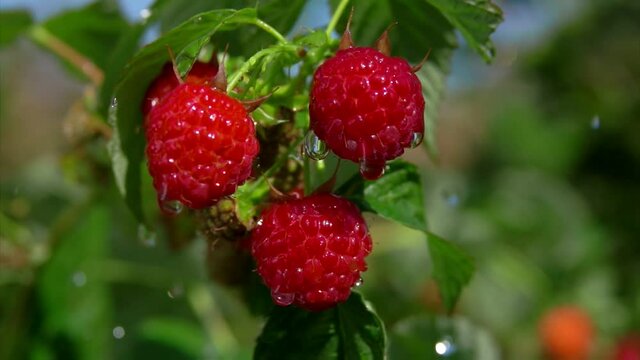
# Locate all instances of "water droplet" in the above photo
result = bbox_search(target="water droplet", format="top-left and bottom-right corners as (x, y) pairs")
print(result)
(410, 132), (424, 148)
(435, 337), (456, 356)
(346, 139), (357, 151)
(112, 326), (126, 339)
(443, 191), (460, 207)
(591, 115), (601, 130)
(71, 271), (87, 287)
(195, 16), (203, 22)
(160, 200), (183, 216)
(359, 160), (385, 180)
(137, 225), (157, 248)
(353, 277), (363, 287)
(271, 289), (295, 306)
(167, 283), (184, 299)
(303, 131), (328, 160)
(139, 8), (151, 20)
(110, 97), (118, 109)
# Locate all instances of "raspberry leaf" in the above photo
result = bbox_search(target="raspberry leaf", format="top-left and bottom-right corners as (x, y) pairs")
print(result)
(363, 161), (427, 232)
(427, 232), (474, 313)
(255, 292), (386, 360)
(424, 0), (503, 62)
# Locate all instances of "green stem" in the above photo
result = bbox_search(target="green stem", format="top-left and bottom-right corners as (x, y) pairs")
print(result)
(326, 0), (350, 36)
(253, 18), (287, 44)
(226, 44), (297, 93)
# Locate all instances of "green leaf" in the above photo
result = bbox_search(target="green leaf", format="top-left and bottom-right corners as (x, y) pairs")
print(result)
(30, 2), (129, 78)
(424, 0), (503, 62)
(416, 49), (453, 157)
(107, 8), (259, 223)
(37, 204), (111, 360)
(255, 293), (386, 360)
(0, 10), (33, 48)
(427, 232), (474, 313)
(363, 161), (427, 231)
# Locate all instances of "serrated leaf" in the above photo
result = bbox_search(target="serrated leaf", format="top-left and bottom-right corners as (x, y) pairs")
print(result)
(255, 293), (386, 360)
(363, 161), (427, 231)
(424, 0), (503, 62)
(30, 2), (129, 80)
(427, 232), (474, 313)
(0, 10), (33, 48)
(107, 8), (258, 223)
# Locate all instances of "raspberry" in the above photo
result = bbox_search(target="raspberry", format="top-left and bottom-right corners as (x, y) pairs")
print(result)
(142, 59), (218, 116)
(309, 47), (424, 179)
(250, 193), (372, 311)
(145, 83), (259, 209)
(539, 306), (594, 360)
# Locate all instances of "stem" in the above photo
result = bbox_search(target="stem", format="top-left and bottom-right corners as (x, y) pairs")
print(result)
(29, 26), (104, 85)
(254, 18), (287, 44)
(226, 44), (297, 93)
(326, 0), (350, 36)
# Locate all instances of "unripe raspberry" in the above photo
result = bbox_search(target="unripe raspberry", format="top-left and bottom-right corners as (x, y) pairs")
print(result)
(251, 193), (372, 311)
(145, 83), (259, 209)
(539, 306), (595, 360)
(309, 47), (424, 179)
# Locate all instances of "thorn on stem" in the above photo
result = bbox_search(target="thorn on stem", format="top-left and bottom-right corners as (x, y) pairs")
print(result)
(374, 22), (397, 56)
(166, 46), (184, 84)
(412, 48), (432, 73)
(213, 44), (229, 91)
(338, 7), (355, 50)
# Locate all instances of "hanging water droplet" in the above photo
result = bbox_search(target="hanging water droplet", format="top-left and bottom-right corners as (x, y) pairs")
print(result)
(591, 115), (601, 130)
(167, 283), (184, 299)
(303, 131), (328, 160)
(434, 337), (456, 356)
(160, 200), (183, 216)
(271, 289), (295, 306)
(353, 277), (364, 288)
(71, 271), (87, 287)
(410, 132), (424, 148)
(359, 160), (385, 180)
(112, 326), (126, 339)
(137, 225), (157, 248)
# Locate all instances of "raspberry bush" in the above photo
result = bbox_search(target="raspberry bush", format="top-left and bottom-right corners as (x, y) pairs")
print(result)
(1, 0), (506, 358)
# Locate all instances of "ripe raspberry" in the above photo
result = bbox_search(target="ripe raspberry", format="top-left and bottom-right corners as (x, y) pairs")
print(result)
(250, 193), (372, 311)
(539, 306), (594, 360)
(309, 47), (425, 179)
(145, 83), (259, 209)
(142, 59), (218, 116)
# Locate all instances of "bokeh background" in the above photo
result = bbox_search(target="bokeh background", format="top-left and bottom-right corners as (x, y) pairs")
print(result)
(1, 0), (638, 359)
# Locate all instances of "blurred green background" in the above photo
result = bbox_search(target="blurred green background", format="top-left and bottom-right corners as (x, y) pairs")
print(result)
(1, 0), (638, 359)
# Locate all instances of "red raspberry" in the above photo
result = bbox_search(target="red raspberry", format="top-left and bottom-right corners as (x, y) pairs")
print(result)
(142, 59), (218, 116)
(145, 83), (259, 209)
(309, 47), (424, 179)
(251, 193), (372, 311)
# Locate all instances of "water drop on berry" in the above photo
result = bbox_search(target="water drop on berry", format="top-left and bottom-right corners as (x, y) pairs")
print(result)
(410, 132), (424, 148)
(353, 277), (363, 288)
(137, 225), (157, 248)
(271, 289), (295, 306)
(304, 131), (328, 160)
(359, 160), (385, 180)
(160, 200), (183, 216)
